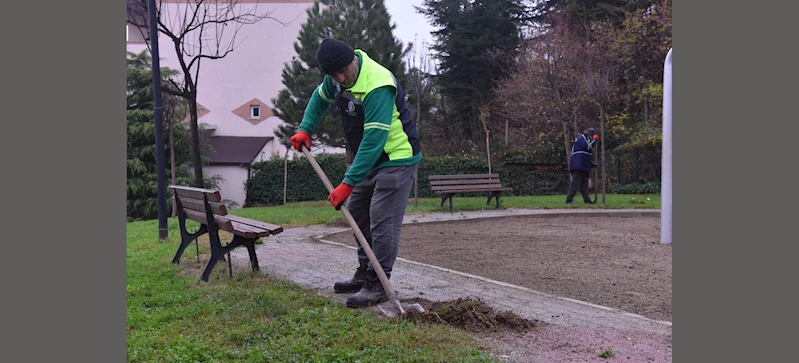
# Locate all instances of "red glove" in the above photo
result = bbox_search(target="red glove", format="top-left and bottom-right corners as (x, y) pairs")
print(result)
(328, 183), (354, 210)
(592, 135), (599, 141)
(290, 131), (311, 151)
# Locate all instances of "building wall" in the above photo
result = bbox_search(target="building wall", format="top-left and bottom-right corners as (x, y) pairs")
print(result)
(204, 165), (250, 208)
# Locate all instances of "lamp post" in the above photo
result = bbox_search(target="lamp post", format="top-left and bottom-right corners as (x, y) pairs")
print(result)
(149, 0), (168, 239)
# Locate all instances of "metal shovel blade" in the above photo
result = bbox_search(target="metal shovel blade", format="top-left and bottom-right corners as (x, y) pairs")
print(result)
(377, 300), (426, 318)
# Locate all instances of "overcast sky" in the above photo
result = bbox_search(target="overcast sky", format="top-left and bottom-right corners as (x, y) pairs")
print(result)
(384, 0), (436, 46)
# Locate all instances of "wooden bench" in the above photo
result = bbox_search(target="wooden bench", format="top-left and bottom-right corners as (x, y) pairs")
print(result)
(429, 174), (513, 212)
(169, 185), (283, 282)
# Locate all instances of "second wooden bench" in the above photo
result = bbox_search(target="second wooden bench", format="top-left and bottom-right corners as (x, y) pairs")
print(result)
(429, 174), (513, 212)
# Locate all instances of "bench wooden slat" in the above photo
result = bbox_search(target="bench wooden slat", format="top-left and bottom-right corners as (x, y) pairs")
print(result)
(430, 179), (503, 187)
(429, 174), (500, 180)
(184, 209), (234, 233)
(228, 221), (272, 238)
(433, 186), (513, 193)
(169, 185), (222, 203)
(175, 196), (228, 216)
(432, 183), (507, 189)
(225, 215), (284, 235)
(184, 210), (274, 238)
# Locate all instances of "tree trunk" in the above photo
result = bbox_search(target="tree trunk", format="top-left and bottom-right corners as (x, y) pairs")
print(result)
(480, 104), (491, 174)
(562, 119), (571, 168)
(505, 119), (508, 147)
(189, 97), (204, 188)
(600, 105), (607, 204)
(485, 129), (491, 174)
(283, 149), (289, 205)
(169, 123), (177, 217)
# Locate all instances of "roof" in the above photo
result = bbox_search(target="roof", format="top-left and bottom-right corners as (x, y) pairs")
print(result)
(207, 136), (272, 165)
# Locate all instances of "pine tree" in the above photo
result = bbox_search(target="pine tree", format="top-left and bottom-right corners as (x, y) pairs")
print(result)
(418, 0), (530, 149)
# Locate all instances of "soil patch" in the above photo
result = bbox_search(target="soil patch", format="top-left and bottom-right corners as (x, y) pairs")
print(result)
(323, 214), (672, 322)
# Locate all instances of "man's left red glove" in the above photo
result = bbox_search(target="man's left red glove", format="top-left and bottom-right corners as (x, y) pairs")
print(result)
(328, 183), (354, 210)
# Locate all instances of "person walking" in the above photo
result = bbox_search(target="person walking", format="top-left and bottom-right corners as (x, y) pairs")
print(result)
(565, 127), (599, 204)
(289, 38), (422, 308)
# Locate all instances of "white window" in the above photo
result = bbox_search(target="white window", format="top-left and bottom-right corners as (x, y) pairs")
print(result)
(250, 105), (260, 119)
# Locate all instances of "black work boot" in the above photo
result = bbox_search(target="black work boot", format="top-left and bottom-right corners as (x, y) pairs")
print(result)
(346, 276), (389, 308)
(333, 264), (368, 293)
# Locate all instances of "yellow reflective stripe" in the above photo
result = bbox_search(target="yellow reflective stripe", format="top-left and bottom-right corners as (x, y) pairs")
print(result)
(364, 122), (391, 131)
(317, 86), (334, 103)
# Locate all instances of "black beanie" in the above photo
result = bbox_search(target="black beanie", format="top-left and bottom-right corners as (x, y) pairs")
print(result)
(586, 128), (596, 137)
(316, 38), (355, 75)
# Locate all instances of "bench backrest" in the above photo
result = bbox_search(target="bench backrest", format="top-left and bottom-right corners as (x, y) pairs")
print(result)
(169, 185), (234, 232)
(429, 174), (507, 192)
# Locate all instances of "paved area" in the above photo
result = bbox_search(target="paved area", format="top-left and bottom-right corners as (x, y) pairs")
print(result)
(227, 208), (671, 336)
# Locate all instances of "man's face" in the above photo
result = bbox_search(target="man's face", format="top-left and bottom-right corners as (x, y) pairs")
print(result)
(330, 57), (359, 88)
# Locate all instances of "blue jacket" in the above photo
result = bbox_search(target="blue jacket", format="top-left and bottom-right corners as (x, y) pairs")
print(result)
(569, 133), (596, 172)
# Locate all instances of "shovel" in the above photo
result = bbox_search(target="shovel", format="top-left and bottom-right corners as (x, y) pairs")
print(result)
(301, 145), (425, 317)
(593, 145), (599, 204)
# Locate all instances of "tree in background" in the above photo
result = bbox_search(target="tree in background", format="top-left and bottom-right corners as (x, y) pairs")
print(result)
(608, 0), (671, 148)
(272, 0), (407, 152)
(579, 22), (618, 204)
(127, 50), (194, 221)
(525, 15), (587, 164)
(403, 37), (439, 143)
(127, 0), (279, 187)
(488, 1), (670, 156)
(418, 0), (531, 154)
(530, 0), (656, 29)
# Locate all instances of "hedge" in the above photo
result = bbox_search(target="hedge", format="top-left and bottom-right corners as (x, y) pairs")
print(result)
(244, 154), (656, 206)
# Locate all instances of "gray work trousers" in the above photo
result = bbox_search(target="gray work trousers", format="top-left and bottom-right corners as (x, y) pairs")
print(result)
(346, 163), (418, 280)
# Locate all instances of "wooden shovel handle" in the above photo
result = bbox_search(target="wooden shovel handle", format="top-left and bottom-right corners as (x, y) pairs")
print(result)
(300, 146), (398, 300)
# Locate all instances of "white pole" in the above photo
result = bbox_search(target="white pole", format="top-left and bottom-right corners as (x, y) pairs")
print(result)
(661, 48), (672, 244)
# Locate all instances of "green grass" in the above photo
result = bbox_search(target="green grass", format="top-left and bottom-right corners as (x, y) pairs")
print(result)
(128, 194), (659, 361)
(402, 193), (660, 213)
(232, 194), (660, 228)
(127, 218), (495, 362)
(598, 348), (616, 358)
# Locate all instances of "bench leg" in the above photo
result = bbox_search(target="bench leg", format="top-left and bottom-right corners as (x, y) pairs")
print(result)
(200, 227), (225, 282)
(172, 224), (208, 265)
(246, 240), (260, 271)
(200, 234), (260, 282)
(439, 194), (455, 212)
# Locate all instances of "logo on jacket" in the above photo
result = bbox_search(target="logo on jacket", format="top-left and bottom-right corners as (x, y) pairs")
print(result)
(345, 101), (357, 116)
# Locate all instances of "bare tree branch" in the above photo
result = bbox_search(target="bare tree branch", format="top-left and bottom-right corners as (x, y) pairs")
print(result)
(126, 0), (287, 187)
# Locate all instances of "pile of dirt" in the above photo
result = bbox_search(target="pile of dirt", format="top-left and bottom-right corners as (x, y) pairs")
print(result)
(399, 297), (540, 333)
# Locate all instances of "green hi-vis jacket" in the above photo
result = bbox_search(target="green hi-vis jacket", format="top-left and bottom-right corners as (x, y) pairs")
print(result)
(299, 49), (422, 187)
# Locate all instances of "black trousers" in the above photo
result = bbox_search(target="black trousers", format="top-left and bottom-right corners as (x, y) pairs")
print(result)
(566, 170), (592, 203)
